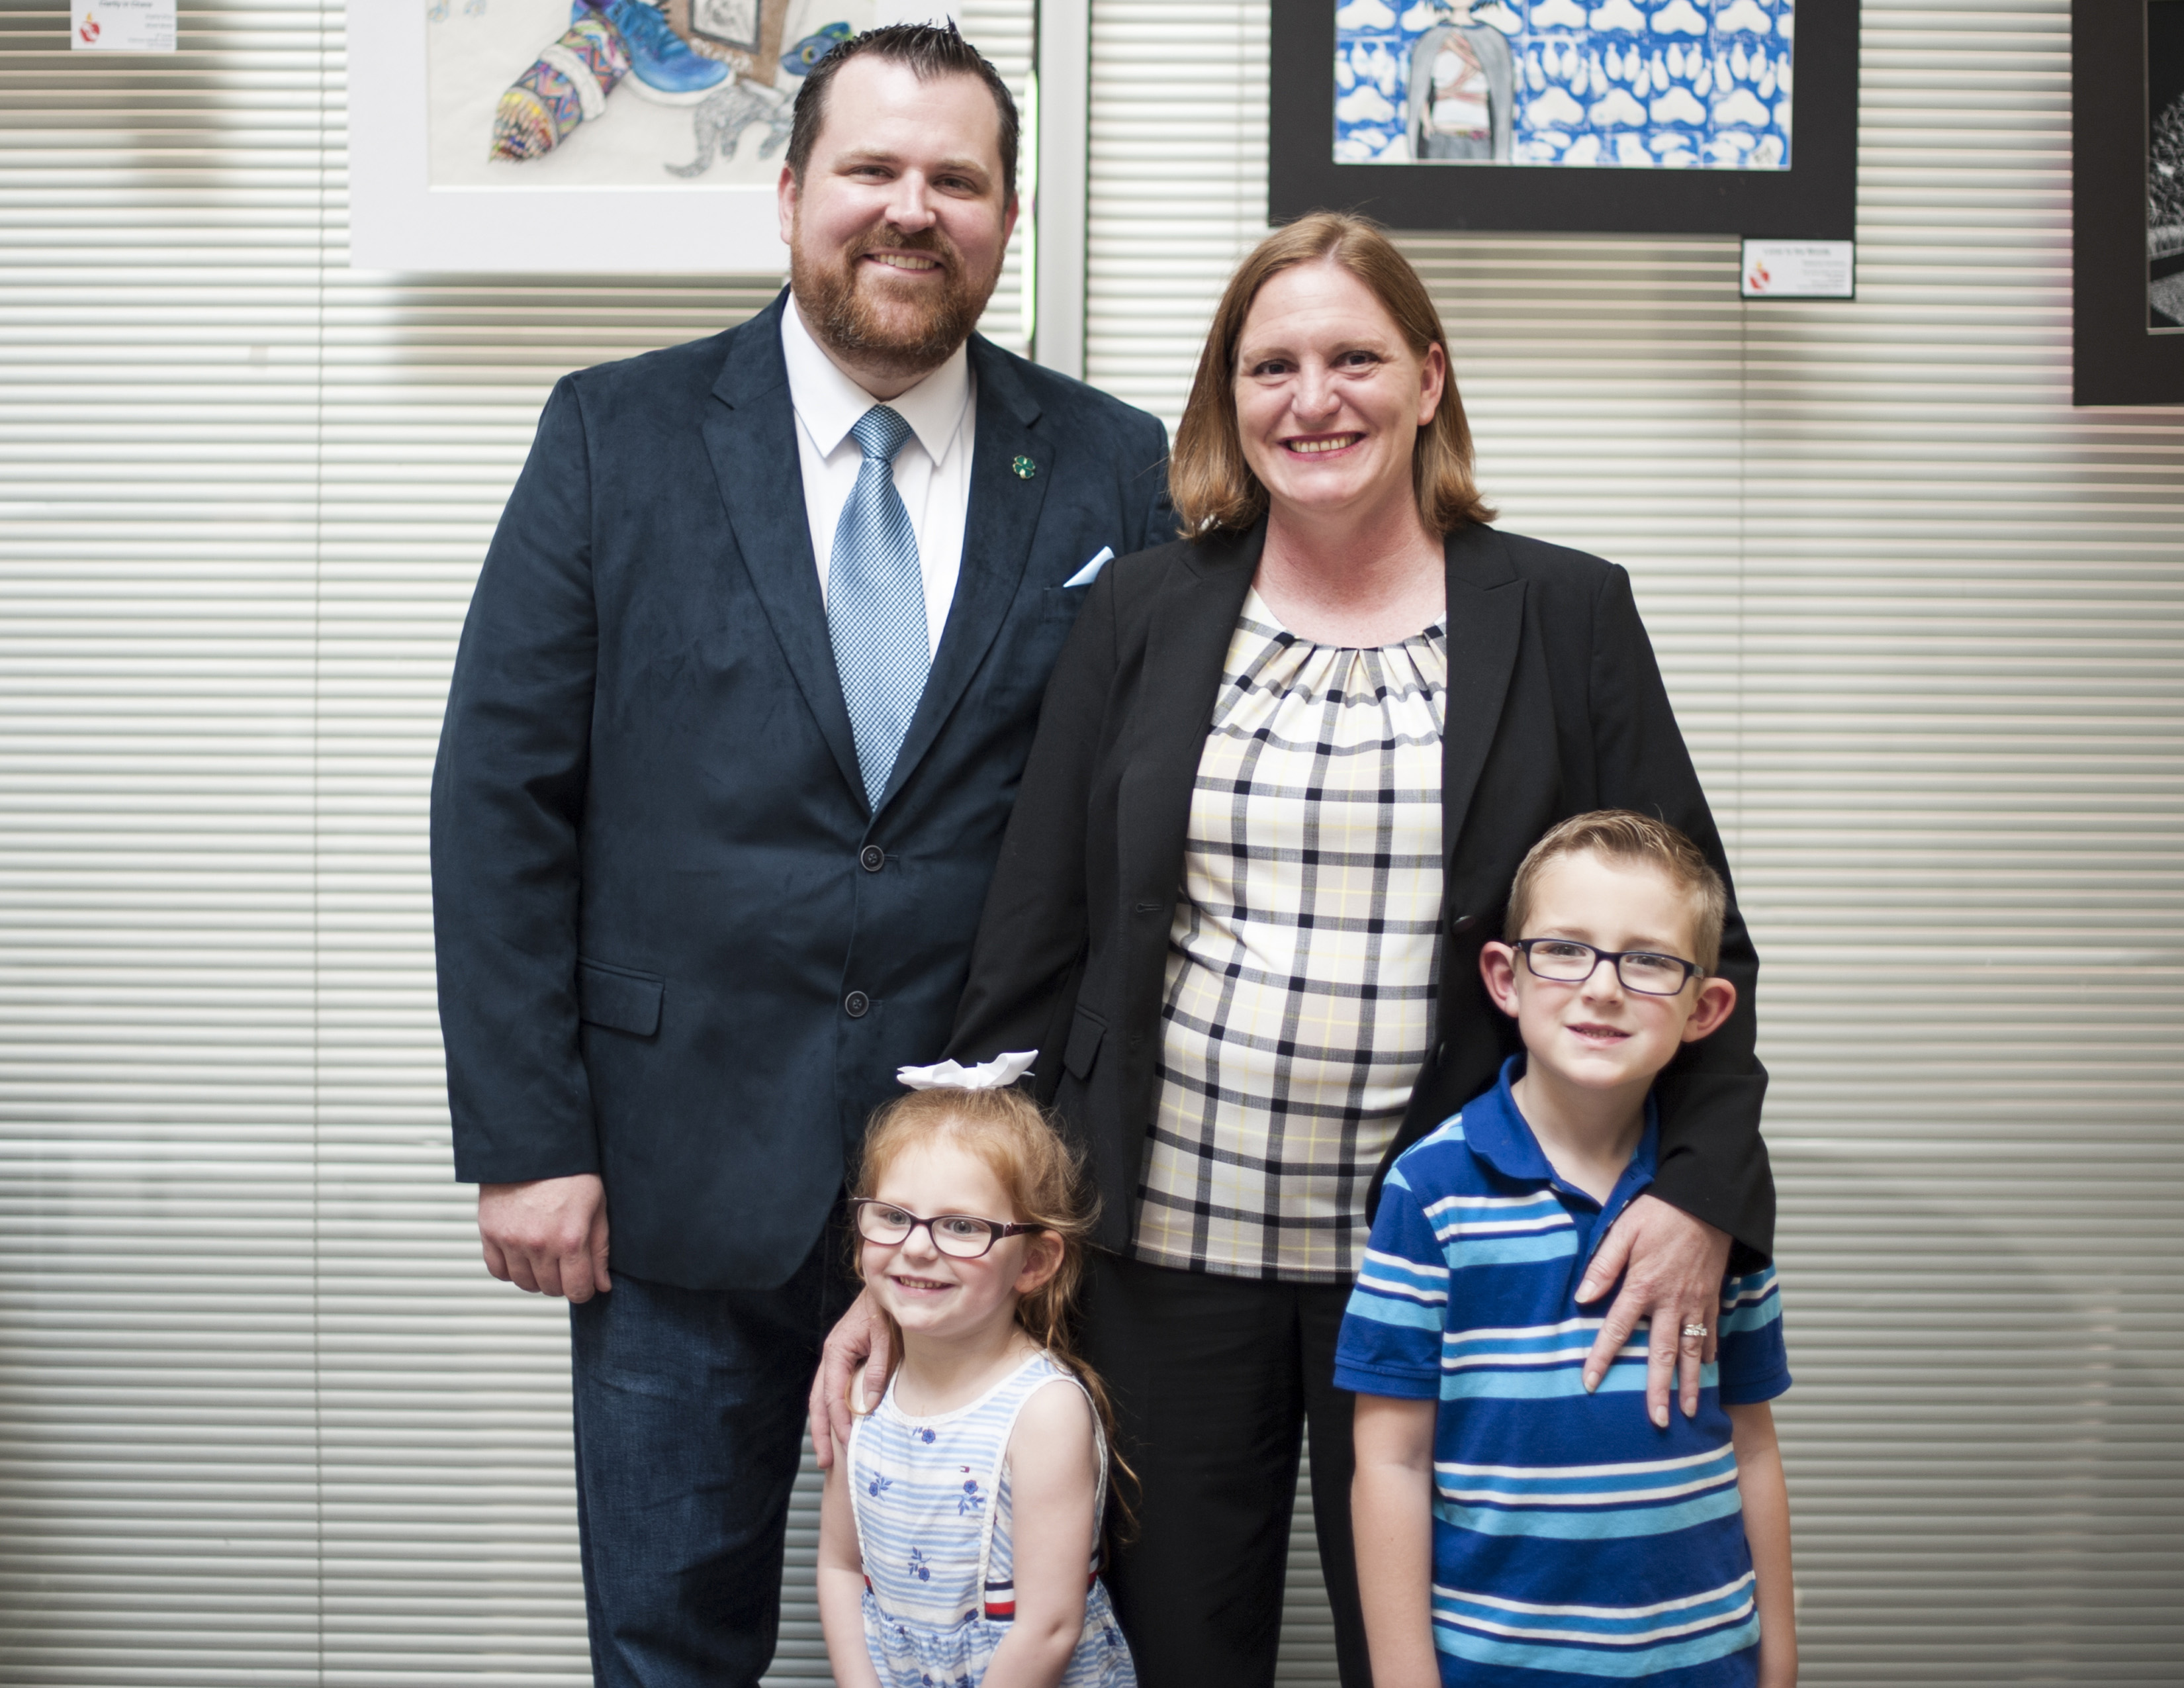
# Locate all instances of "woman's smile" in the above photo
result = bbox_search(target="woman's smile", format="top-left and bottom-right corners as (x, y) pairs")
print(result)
(1231, 258), (1445, 529)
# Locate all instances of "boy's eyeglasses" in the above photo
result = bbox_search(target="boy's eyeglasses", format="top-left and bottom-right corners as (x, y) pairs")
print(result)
(850, 1198), (1046, 1260)
(1512, 938), (1704, 996)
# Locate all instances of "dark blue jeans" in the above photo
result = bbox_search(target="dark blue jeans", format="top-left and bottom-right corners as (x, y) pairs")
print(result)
(569, 1226), (856, 1687)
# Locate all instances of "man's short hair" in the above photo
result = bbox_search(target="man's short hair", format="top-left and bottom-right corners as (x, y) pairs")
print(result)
(1505, 810), (1729, 976)
(786, 22), (1019, 199)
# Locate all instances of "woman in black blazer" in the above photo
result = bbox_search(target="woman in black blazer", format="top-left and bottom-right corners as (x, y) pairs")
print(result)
(944, 216), (1774, 1688)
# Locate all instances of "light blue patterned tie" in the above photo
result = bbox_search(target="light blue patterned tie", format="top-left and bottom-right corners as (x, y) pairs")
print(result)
(827, 404), (929, 809)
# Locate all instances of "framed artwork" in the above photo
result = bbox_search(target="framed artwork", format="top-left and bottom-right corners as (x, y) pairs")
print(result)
(347, 0), (936, 273)
(2073, 0), (2184, 404)
(1268, 0), (1858, 238)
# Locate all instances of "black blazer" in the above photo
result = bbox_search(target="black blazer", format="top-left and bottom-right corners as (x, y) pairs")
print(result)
(431, 291), (1171, 1291)
(948, 521), (1774, 1261)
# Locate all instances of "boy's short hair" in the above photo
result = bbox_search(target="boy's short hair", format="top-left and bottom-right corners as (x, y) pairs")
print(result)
(1505, 810), (1727, 975)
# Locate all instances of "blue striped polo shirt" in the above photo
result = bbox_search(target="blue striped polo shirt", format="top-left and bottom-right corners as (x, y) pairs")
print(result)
(1336, 1058), (1790, 1685)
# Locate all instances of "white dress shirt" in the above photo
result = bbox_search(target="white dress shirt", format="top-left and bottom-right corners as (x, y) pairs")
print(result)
(781, 298), (976, 658)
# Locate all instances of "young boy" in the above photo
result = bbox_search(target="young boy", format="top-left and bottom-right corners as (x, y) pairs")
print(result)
(1339, 811), (1794, 1687)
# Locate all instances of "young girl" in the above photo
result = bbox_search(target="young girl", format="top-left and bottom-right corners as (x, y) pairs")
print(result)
(817, 1075), (1136, 1688)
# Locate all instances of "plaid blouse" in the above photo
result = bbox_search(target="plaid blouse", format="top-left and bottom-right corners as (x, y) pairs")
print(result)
(1132, 590), (1448, 1284)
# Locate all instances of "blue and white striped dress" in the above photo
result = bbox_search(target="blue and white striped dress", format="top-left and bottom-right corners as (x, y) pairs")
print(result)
(848, 1350), (1136, 1688)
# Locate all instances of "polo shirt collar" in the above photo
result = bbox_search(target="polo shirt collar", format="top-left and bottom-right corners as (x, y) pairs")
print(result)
(1464, 1054), (1661, 1210)
(780, 293), (972, 469)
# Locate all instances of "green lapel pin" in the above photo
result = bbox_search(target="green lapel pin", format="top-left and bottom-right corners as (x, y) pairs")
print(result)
(1011, 454), (1037, 480)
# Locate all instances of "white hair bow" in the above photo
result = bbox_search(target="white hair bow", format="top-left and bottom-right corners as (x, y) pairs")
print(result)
(895, 1051), (1039, 1092)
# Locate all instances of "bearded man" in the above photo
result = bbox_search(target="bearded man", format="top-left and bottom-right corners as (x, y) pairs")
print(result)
(428, 25), (1171, 1687)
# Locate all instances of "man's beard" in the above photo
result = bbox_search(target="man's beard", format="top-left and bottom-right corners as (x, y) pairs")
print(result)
(791, 222), (1000, 383)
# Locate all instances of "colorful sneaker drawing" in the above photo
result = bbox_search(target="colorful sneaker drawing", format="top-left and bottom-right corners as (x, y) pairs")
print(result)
(572, 0), (729, 106)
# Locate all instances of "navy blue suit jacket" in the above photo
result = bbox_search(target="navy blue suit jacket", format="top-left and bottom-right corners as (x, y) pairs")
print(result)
(432, 291), (1172, 1291)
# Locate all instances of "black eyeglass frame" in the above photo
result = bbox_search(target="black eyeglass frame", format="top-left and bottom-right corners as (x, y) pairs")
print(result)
(848, 1197), (1046, 1260)
(1510, 938), (1706, 997)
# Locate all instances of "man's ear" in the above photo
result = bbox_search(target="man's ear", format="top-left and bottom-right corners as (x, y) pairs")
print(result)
(777, 164), (800, 247)
(1680, 975), (1738, 1044)
(1480, 941), (1522, 1018)
(999, 190), (1021, 249)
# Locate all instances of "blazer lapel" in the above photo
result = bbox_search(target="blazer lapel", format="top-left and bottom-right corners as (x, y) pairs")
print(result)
(1439, 523), (1527, 861)
(878, 337), (1050, 810)
(1118, 524), (1262, 908)
(700, 291), (867, 810)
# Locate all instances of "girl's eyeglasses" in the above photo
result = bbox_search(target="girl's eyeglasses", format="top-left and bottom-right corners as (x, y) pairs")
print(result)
(1511, 937), (1704, 996)
(850, 1197), (1046, 1260)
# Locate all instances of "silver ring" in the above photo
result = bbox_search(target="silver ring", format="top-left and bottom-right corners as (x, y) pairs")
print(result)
(1680, 1322), (1709, 1339)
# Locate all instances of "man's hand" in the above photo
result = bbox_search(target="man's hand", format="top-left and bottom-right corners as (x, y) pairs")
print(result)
(478, 1173), (612, 1303)
(1575, 1193), (1731, 1428)
(808, 1289), (894, 1471)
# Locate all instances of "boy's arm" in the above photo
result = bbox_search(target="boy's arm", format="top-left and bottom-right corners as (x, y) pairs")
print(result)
(1352, 1393), (1442, 1688)
(1729, 1402), (1796, 1688)
(983, 1380), (1103, 1688)
(817, 1454), (886, 1688)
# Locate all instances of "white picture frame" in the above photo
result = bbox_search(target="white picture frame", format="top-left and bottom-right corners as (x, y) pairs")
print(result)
(347, 1), (951, 274)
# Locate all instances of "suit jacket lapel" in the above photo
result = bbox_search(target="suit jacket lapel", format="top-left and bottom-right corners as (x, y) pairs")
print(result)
(700, 291), (866, 809)
(1120, 524), (1261, 909)
(1439, 523), (1526, 862)
(879, 336), (1050, 810)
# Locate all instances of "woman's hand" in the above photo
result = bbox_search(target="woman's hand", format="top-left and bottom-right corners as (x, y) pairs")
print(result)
(808, 1288), (894, 1470)
(1575, 1194), (1732, 1427)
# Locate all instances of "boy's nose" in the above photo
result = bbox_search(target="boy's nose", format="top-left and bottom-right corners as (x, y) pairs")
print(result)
(1580, 957), (1625, 998)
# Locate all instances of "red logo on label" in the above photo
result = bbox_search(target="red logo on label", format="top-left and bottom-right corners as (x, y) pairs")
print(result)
(79, 14), (101, 42)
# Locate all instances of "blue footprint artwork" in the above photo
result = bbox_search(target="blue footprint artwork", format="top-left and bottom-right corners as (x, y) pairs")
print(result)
(1334, 0), (1794, 170)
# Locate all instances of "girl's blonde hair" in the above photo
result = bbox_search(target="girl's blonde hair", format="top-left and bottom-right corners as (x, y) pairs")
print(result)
(852, 1086), (1133, 1524)
(1167, 211), (1495, 539)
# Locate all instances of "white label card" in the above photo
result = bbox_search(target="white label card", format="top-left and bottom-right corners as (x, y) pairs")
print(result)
(1741, 238), (1856, 299)
(70, 0), (175, 51)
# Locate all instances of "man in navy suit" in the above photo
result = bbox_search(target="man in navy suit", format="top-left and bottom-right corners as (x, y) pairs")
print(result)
(430, 25), (1170, 1685)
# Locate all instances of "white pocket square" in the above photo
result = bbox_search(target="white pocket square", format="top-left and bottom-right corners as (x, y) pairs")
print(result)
(1063, 546), (1115, 588)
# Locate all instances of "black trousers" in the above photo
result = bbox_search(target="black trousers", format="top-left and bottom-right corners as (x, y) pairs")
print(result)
(1080, 1252), (1371, 1688)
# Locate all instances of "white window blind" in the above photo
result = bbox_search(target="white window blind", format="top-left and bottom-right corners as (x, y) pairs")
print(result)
(0, 1), (2179, 1684)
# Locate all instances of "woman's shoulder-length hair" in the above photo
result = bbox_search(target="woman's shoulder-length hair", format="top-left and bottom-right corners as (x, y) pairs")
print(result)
(1167, 211), (1494, 540)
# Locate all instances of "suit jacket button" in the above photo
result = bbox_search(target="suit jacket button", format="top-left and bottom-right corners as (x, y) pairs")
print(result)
(843, 990), (870, 1018)
(1449, 913), (1480, 935)
(860, 845), (886, 872)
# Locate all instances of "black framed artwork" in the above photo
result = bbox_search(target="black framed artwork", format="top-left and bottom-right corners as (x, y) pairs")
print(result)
(2073, 1), (2184, 404)
(1269, 0), (1858, 238)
